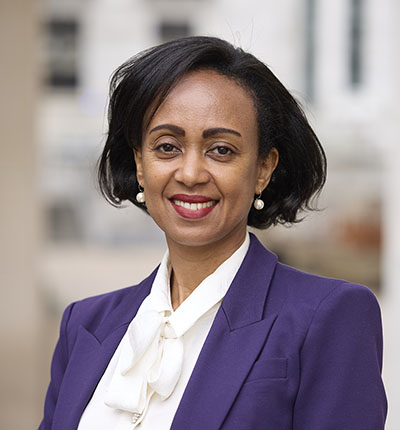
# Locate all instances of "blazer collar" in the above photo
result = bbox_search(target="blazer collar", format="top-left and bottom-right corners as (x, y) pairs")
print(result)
(222, 232), (278, 329)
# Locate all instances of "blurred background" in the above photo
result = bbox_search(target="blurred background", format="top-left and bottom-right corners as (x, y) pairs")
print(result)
(1, 0), (399, 428)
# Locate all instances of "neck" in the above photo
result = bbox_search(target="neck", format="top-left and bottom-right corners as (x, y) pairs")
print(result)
(167, 231), (247, 310)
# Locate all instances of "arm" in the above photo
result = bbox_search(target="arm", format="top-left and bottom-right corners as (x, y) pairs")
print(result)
(293, 283), (387, 430)
(39, 303), (75, 430)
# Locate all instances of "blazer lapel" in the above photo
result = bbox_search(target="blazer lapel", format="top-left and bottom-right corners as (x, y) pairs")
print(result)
(171, 234), (279, 430)
(52, 271), (156, 430)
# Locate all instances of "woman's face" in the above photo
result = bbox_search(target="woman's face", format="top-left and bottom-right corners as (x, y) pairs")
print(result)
(135, 69), (277, 250)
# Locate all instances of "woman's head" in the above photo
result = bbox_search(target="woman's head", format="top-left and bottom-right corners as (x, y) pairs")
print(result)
(98, 36), (326, 230)
(132, 69), (278, 248)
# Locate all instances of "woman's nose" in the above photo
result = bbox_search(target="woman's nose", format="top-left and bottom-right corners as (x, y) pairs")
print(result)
(174, 152), (210, 187)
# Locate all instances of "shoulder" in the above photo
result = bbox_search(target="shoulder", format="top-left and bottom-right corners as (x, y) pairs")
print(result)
(67, 284), (140, 323)
(274, 261), (379, 310)
(247, 233), (381, 318)
(60, 268), (158, 344)
(269, 262), (382, 340)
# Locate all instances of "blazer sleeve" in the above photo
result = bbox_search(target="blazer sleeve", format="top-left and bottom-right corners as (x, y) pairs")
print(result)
(292, 282), (387, 430)
(38, 302), (75, 430)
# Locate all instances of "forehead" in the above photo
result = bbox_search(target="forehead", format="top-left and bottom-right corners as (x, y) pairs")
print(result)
(147, 70), (257, 131)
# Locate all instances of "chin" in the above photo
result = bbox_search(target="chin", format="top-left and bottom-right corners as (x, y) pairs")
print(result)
(166, 231), (217, 248)
(164, 223), (246, 250)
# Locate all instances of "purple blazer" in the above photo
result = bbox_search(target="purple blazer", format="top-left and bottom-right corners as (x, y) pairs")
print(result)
(39, 234), (387, 429)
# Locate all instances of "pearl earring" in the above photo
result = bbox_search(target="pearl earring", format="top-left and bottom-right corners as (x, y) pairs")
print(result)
(253, 192), (264, 210)
(136, 185), (145, 204)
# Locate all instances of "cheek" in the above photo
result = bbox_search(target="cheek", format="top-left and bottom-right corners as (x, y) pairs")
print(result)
(225, 159), (258, 189)
(142, 160), (166, 189)
(215, 169), (255, 203)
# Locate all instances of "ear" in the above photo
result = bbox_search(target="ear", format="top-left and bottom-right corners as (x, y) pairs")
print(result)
(133, 148), (144, 186)
(255, 148), (279, 194)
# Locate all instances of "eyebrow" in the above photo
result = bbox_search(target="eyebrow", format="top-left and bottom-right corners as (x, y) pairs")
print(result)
(202, 127), (241, 138)
(149, 124), (185, 136)
(149, 124), (242, 139)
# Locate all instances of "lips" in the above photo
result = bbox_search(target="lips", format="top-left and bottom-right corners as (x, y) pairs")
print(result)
(170, 194), (218, 219)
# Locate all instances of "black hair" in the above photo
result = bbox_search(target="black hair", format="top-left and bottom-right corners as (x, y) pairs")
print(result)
(98, 36), (326, 229)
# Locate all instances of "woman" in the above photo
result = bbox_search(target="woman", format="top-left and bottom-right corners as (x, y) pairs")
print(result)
(40, 36), (387, 430)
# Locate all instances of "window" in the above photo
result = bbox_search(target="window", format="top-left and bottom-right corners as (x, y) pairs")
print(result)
(304, 0), (316, 102)
(158, 21), (191, 43)
(46, 202), (81, 242)
(349, 0), (364, 86)
(44, 19), (79, 89)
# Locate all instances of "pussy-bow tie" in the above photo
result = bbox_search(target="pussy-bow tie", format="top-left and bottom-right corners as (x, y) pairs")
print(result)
(105, 309), (183, 415)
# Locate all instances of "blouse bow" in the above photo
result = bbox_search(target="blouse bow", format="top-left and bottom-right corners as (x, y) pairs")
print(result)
(105, 309), (184, 415)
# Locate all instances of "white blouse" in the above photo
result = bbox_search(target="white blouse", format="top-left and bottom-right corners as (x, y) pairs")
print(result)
(78, 233), (250, 430)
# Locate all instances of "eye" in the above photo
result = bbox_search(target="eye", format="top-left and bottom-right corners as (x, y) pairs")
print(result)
(157, 143), (178, 152)
(209, 146), (234, 156)
(154, 142), (181, 158)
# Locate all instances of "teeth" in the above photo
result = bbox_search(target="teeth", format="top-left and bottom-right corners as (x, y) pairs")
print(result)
(173, 199), (216, 210)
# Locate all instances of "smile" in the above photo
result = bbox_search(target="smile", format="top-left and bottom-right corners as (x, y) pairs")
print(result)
(170, 195), (218, 219)
(172, 199), (216, 210)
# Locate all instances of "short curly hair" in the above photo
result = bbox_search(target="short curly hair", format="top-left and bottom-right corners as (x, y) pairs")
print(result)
(98, 36), (326, 229)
